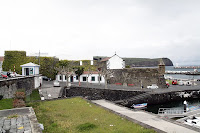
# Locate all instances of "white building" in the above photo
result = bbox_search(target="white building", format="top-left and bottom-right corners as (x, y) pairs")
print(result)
(56, 71), (105, 84)
(20, 62), (41, 89)
(101, 54), (125, 69)
(20, 62), (40, 76)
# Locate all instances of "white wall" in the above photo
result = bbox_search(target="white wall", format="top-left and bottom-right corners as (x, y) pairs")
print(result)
(34, 67), (39, 75)
(79, 74), (105, 83)
(107, 55), (125, 69)
(56, 74), (105, 84)
(22, 66), (40, 76)
(34, 76), (42, 88)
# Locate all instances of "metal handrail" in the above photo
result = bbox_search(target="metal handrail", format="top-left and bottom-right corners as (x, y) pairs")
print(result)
(158, 108), (185, 115)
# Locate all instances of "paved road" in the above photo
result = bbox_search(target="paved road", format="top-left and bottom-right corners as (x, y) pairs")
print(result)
(92, 99), (199, 133)
(39, 81), (63, 100)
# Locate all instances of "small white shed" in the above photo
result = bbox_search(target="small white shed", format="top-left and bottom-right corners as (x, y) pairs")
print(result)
(20, 62), (40, 76)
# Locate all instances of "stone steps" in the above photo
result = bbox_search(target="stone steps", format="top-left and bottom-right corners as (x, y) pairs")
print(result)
(114, 92), (154, 105)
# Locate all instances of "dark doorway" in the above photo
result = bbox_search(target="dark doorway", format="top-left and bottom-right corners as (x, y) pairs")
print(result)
(25, 68), (29, 76)
(70, 76), (73, 82)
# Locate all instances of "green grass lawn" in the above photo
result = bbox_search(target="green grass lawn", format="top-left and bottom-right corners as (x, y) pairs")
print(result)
(0, 98), (13, 110)
(28, 97), (156, 133)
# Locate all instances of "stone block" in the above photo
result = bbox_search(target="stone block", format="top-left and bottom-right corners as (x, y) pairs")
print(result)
(11, 118), (16, 126)
(9, 128), (17, 133)
(17, 129), (24, 133)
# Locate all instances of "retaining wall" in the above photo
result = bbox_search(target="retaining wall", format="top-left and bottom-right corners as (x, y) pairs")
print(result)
(66, 87), (200, 107)
(0, 77), (34, 99)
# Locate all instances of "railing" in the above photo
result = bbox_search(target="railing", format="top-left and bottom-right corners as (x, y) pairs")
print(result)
(158, 108), (185, 115)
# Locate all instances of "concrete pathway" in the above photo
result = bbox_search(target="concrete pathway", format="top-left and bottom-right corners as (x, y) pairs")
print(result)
(92, 100), (198, 133)
(39, 86), (62, 100)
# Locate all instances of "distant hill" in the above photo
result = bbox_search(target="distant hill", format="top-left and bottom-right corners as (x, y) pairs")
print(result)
(93, 56), (173, 67)
(123, 58), (173, 67)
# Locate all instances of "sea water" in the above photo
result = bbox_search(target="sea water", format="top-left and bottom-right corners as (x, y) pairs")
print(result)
(165, 66), (200, 80)
(145, 66), (200, 114)
(145, 99), (200, 114)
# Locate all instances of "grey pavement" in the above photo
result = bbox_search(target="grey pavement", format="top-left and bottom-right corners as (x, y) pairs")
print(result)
(0, 107), (42, 133)
(92, 99), (199, 133)
(70, 81), (200, 94)
(39, 81), (62, 100)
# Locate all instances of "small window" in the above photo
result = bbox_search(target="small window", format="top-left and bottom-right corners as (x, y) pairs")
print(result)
(83, 77), (86, 81)
(60, 75), (62, 80)
(76, 76), (79, 80)
(91, 76), (95, 81)
(65, 76), (66, 80)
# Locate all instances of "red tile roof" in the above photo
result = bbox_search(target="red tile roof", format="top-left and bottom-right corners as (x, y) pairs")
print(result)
(83, 71), (99, 74)
(0, 56), (4, 62)
(100, 57), (110, 62)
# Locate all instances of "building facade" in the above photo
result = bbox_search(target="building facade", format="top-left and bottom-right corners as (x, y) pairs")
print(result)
(20, 62), (40, 76)
(56, 71), (105, 84)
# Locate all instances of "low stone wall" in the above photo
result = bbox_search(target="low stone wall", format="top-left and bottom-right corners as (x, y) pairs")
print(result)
(0, 77), (34, 99)
(125, 90), (200, 106)
(66, 87), (200, 107)
(66, 86), (144, 101)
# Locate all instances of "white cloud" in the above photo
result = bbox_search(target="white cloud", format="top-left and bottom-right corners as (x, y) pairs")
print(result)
(0, 0), (200, 65)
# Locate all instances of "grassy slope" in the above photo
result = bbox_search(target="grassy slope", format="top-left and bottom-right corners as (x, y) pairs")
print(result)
(28, 97), (156, 133)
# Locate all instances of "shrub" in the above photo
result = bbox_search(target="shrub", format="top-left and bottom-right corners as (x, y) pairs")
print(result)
(76, 123), (97, 132)
(0, 95), (3, 100)
(15, 92), (25, 100)
(13, 99), (25, 108)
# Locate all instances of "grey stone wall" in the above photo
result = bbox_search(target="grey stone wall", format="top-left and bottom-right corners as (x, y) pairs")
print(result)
(0, 77), (34, 99)
(66, 86), (144, 101)
(124, 90), (200, 106)
(66, 87), (200, 107)
(109, 68), (166, 88)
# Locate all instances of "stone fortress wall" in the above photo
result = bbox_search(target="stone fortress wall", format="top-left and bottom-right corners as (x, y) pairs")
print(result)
(0, 77), (34, 99)
(109, 63), (166, 88)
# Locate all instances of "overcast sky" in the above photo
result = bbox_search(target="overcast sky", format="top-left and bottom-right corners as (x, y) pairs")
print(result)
(0, 0), (200, 65)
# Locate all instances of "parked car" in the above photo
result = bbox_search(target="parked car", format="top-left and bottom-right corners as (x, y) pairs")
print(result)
(1, 72), (7, 78)
(178, 81), (184, 86)
(166, 82), (170, 88)
(197, 79), (200, 81)
(10, 72), (17, 77)
(42, 76), (51, 81)
(147, 84), (158, 89)
(186, 81), (192, 86)
(53, 80), (60, 87)
(172, 80), (178, 85)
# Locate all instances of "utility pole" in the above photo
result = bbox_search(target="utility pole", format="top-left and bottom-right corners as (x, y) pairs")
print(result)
(39, 50), (40, 65)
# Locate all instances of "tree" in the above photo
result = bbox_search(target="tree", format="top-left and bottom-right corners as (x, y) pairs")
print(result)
(3, 51), (27, 74)
(56, 60), (74, 87)
(97, 61), (113, 89)
(74, 66), (84, 86)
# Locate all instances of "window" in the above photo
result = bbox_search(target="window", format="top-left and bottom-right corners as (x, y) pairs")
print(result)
(60, 75), (62, 80)
(64, 76), (66, 80)
(76, 76), (79, 80)
(91, 76), (95, 81)
(83, 77), (86, 81)
(29, 68), (33, 75)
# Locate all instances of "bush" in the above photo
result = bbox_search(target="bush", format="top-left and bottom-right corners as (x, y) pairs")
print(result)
(76, 123), (97, 132)
(13, 99), (25, 108)
(0, 95), (3, 100)
(15, 92), (25, 100)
